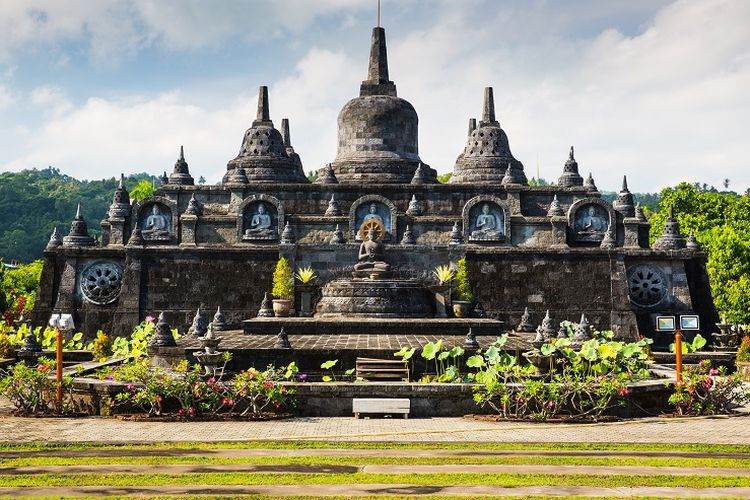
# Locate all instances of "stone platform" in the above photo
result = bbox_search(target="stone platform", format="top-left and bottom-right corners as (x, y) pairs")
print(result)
(242, 317), (505, 336)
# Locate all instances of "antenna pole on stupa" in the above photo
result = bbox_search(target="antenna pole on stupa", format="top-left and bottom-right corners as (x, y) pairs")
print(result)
(256, 85), (270, 123)
(482, 87), (496, 124)
(377, 0), (381, 28)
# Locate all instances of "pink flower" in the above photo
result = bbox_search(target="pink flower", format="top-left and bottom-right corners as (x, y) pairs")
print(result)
(546, 401), (554, 408)
(617, 388), (631, 396)
(263, 381), (274, 389)
(127, 384), (135, 391)
(155, 395), (163, 403)
(145, 315), (155, 323)
(207, 377), (216, 385)
(709, 368), (719, 376)
(188, 407), (195, 416)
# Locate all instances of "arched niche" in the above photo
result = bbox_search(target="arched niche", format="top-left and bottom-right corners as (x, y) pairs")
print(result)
(567, 197), (616, 244)
(349, 194), (397, 241)
(237, 194), (284, 242)
(133, 196), (178, 243)
(462, 196), (510, 242)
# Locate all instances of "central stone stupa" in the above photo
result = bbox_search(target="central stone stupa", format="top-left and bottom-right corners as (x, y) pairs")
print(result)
(327, 27), (437, 184)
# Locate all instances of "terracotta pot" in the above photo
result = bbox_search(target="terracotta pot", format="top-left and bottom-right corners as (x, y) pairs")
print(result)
(737, 361), (750, 382)
(272, 299), (292, 317)
(452, 300), (472, 318)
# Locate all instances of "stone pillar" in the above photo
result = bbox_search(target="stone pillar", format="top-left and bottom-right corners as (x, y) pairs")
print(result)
(549, 216), (568, 248)
(114, 250), (145, 337)
(228, 189), (245, 215)
(29, 250), (61, 329)
(622, 218), (640, 248)
(505, 190), (522, 215)
(670, 259), (693, 312)
(180, 214), (198, 246)
(609, 255), (638, 340)
(107, 217), (128, 246)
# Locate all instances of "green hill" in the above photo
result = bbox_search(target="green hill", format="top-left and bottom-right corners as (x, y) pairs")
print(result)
(0, 168), (156, 262)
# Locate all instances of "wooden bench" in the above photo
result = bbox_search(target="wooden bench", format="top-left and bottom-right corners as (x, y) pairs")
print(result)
(352, 398), (410, 419)
(355, 357), (409, 382)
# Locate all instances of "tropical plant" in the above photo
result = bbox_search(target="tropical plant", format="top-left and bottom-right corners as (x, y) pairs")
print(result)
(1, 260), (43, 324)
(321, 359), (338, 382)
(419, 340), (465, 383)
(432, 265), (455, 285)
(272, 257), (294, 299)
(669, 333), (707, 354)
(737, 336), (750, 363)
(0, 332), (14, 358)
(0, 357), (75, 415)
(669, 360), (749, 415)
(454, 258), (474, 302)
(394, 346), (416, 380)
(91, 331), (113, 361)
(295, 266), (317, 284)
(111, 317), (179, 359)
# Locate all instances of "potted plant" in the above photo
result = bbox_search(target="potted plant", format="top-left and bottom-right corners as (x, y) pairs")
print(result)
(452, 257), (474, 318)
(431, 265), (455, 318)
(272, 257), (294, 317)
(737, 336), (750, 381)
(295, 266), (317, 317)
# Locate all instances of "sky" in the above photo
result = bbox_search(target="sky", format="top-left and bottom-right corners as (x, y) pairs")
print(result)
(0, 0), (748, 193)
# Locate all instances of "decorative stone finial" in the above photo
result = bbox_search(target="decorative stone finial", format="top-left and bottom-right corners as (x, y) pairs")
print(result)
(227, 166), (249, 185)
(406, 194), (423, 216)
(558, 146), (584, 187)
(584, 172), (598, 192)
(150, 312), (176, 347)
(211, 306), (227, 331)
(63, 204), (95, 246)
(257, 293), (274, 317)
(169, 145), (194, 185)
(128, 222), (145, 246)
(653, 205), (686, 250)
(635, 203), (647, 222)
(325, 194), (342, 216)
(600, 222), (616, 249)
(275, 327), (292, 349)
(160, 171), (169, 185)
(534, 310), (556, 348)
(687, 230), (701, 251)
(185, 194), (202, 216)
(613, 175), (635, 217)
(256, 85), (271, 125)
(46, 227), (63, 249)
(468, 118), (477, 136)
(547, 195), (564, 217)
(281, 118), (291, 147)
(502, 162), (524, 186)
(18, 325), (42, 354)
(109, 173), (132, 218)
(517, 307), (535, 333)
(400, 225), (416, 245)
(449, 221), (463, 244)
(330, 224), (345, 244)
(481, 87), (497, 125)
(410, 162), (432, 185)
(571, 313), (593, 348)
(318, 163), (339, 184)
(361, 26), (396, 96)
(280, 221), (295, 244)
(464, 328), (480, 348)
(188, 307), (207, 337)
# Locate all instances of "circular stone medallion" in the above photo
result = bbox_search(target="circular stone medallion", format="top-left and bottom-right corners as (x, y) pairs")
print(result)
(80, 262), (123, 305)
(627, 265), (667, 307)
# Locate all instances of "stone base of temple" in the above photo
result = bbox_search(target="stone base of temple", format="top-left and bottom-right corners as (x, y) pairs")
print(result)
(315, 278), (434, 318)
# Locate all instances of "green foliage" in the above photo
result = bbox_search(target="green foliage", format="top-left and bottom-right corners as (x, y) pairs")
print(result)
(436, 172), (452, 184)
(272, 257), (294, 299)
(129, 179), (156, 202)
(0, 332), (14, 358)
(669, 360), (749, 415)
(418, 339), (467, 383)
(669, 333), (707, 354)
(110, 359), (298, 418)
(111, 319), (179, 359)
(295, 266), (317, 284)
(432, 264), (455, 285)
(91, 331), (113, 361)
(307, 170), (319, 183)
(0, 260), (43, 324)
(0, 168), (156, 262)
(737, 336), (750, 363)
(527, 177), (551, 187)
(454, 257), (474, 302)
(648, 182), (750, 323)
(472, 333), (653, 421)
(321, 359), (338, 382)
(0, 357), (75, 415)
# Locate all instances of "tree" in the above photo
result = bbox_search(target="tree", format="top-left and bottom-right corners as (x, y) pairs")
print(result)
(307, 170), (319, 183)
(649, 183), (750, 323)
(130, 180), (156, 202)
(436, 172), (452, 184)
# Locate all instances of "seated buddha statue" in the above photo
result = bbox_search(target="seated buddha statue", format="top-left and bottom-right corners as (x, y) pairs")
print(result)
(143, 205), (171, 238)
(244, 203), (276, 239)
(470, 203), (502, 240)
(353, 228), (391, 276)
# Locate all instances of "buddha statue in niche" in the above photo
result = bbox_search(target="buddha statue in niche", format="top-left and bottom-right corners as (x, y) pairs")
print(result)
(143, 205), (171, 238)
(470, 203), (502, 240)
(575, 205), (607, 240)
(244, 203), (276, 239)
(353, 228), (391, 277)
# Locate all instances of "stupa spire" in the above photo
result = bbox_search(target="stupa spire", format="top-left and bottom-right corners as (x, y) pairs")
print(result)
(281, 118), (291, 147)
(255, 85), (271, 125)
(360, 26), (396, 96)
(481, 87), (496, 125)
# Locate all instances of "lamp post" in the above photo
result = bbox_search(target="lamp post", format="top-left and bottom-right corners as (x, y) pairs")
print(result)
(48, 314), (75, 409)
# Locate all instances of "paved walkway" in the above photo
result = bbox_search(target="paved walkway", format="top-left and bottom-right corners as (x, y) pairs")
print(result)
(0, 412), (749, 444)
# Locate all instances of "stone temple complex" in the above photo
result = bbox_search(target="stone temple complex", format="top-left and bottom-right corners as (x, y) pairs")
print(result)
(32, 25), (717, 353)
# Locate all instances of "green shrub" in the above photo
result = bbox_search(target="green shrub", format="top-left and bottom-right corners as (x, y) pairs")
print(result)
(0, 332), (14, 358)
(272, 257), (294, 299)
(669, 360), (749, 415)
(737, 336), (750, 363)
(454, 257), (474, 302)
(0, 358), (74, 415)
(92, 331), (113, 361)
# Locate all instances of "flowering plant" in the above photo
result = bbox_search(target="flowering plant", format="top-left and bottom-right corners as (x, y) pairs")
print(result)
(0, 357), (75, 415)
(668, 360), (749, 415)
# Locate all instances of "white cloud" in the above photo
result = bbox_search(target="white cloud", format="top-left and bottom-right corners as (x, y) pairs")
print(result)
(0, 0), (748, 194)
(29, 86), (72, 116)
(0, 85), (15, 110)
